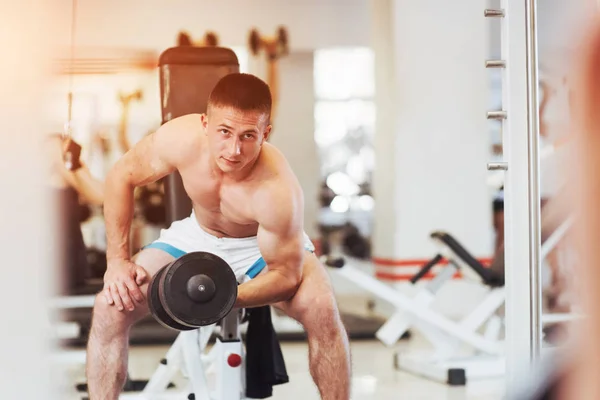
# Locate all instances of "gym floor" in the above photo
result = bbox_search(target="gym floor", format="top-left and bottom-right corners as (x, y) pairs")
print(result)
(55, 333), (505, 400)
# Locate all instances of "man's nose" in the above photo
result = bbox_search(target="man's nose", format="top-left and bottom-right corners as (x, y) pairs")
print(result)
(229, 138), (241, 155)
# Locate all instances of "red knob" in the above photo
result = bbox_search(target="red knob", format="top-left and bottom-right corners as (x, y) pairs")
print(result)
(227, 353), (242, 368)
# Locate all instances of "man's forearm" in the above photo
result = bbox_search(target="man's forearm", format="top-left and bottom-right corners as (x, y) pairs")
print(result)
(235, 270), (299, 308)
(104, 171), (135, 261)
(72, 168), (104, 205)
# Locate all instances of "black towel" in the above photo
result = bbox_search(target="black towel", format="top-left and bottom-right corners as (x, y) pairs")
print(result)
(245, 306), (289, 398)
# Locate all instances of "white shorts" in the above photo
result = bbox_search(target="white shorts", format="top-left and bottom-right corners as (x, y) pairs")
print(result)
(144, 211), (315, 283)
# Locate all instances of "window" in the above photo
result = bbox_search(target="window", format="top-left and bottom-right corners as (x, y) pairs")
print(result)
(313, 47), (375, 249)
(314, 47), (375, 194)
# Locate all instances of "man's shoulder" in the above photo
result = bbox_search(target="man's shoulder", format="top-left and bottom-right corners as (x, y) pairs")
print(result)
(261, 143), (294, 171)
(254, 146), (302, 203)
(154, 114), (203, 163)
(158, 114), (203, 141)
(257, 145), (298, 184)
(165, 113), (203, 131)
(251, 146), (304, 228)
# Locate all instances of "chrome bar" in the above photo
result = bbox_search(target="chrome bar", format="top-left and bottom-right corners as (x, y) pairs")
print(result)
(484, 9), (505, 17)
(525, 0), (542, 362)
(486, 59), (506, 68)
(487, 162), (508, 171)
(487, 110), (507, 120)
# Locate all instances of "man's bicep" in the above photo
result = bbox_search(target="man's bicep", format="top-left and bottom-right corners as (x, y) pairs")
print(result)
(255, 180), (306, 279)
(257, 225), (304, 278)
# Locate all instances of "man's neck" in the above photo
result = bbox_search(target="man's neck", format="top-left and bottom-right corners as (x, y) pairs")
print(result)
(210, 152), (262, 183)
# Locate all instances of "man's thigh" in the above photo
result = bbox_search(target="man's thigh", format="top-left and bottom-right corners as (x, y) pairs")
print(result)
(132, 248), (176, 302)
(94, 248), (175, 322)
(273, 251), (337, 321)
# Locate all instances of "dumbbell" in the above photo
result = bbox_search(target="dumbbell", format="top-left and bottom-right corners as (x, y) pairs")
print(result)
(148, 252), (238, 330)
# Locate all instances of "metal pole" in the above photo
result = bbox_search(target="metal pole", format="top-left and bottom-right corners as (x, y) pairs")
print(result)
(525, 0), (542, 362)
(501, 0), (542, 392)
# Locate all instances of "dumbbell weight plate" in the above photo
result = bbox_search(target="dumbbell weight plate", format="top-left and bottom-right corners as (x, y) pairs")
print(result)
(148, 263), (196, 331)
(158, 252), (238, 328)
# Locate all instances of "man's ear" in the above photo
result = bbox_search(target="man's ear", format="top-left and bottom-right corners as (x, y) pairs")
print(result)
(262, 124), (273, 143)
(200, 113), (209, 134)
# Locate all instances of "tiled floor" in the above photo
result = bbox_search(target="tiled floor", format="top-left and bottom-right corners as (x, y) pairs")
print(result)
(56, 335), (505, 400)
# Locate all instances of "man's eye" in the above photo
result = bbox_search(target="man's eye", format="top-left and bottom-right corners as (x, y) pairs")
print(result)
(244, 134), (254, 139)
(220, 129), (229, 135)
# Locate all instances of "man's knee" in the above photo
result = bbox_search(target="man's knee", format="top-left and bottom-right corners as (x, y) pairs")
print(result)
(294, 291), (342, 335)
(91, 293), (143, 337)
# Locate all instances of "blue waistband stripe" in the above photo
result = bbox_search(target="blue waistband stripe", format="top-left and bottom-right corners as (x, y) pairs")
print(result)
(245, 257), (267, 279)
(144, 242), (187, 259)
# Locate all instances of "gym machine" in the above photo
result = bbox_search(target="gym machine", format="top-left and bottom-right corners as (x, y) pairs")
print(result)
(323, 231), (506, 386)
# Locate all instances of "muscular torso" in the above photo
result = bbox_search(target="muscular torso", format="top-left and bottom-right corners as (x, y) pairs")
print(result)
(176, 134), (281, 238)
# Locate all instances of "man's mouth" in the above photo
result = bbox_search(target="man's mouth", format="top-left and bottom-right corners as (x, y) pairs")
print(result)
(222, 157), (240, 164)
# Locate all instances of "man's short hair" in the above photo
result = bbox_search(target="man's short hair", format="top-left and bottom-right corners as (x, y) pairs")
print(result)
(207, 73), (272, 118)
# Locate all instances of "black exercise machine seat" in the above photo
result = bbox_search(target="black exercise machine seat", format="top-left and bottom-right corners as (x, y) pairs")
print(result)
(430, 231), (504, 287)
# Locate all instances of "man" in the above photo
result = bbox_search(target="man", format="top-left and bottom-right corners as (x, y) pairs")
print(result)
(86, 73), (352, 400)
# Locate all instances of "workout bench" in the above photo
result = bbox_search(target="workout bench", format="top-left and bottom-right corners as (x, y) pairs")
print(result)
(120, 311), (247, 400)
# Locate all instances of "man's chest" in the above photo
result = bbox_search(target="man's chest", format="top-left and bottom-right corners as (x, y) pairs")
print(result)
(181, 169), (256, 223)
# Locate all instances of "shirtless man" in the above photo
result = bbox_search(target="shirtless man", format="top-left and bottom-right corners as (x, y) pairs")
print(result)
(85, 73), (352, 400)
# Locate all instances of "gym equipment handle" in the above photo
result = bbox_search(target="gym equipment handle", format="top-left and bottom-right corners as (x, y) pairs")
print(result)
(487, 162), (508, 171)
(487, 111), (507, 120)
(430, 232), (503, 287)
(484, 9), (505, 17)
(485, 60), (506, 68)
(410, 254), (444, 284)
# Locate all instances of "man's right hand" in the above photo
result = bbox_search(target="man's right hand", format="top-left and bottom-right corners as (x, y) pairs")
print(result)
(103, 259), (148, 312)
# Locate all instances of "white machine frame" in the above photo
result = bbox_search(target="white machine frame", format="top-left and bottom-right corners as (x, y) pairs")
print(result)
(128, 310), (247, 400)
(51, 299), (250, 400)
(327, 237), (506, 386)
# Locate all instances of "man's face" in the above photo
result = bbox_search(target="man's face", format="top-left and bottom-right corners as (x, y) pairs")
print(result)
(202, 106), (271, 173)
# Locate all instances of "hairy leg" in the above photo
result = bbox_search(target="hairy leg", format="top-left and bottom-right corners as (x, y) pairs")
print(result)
(276, 252), (352, 400)
(86, 249), (174, 400)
